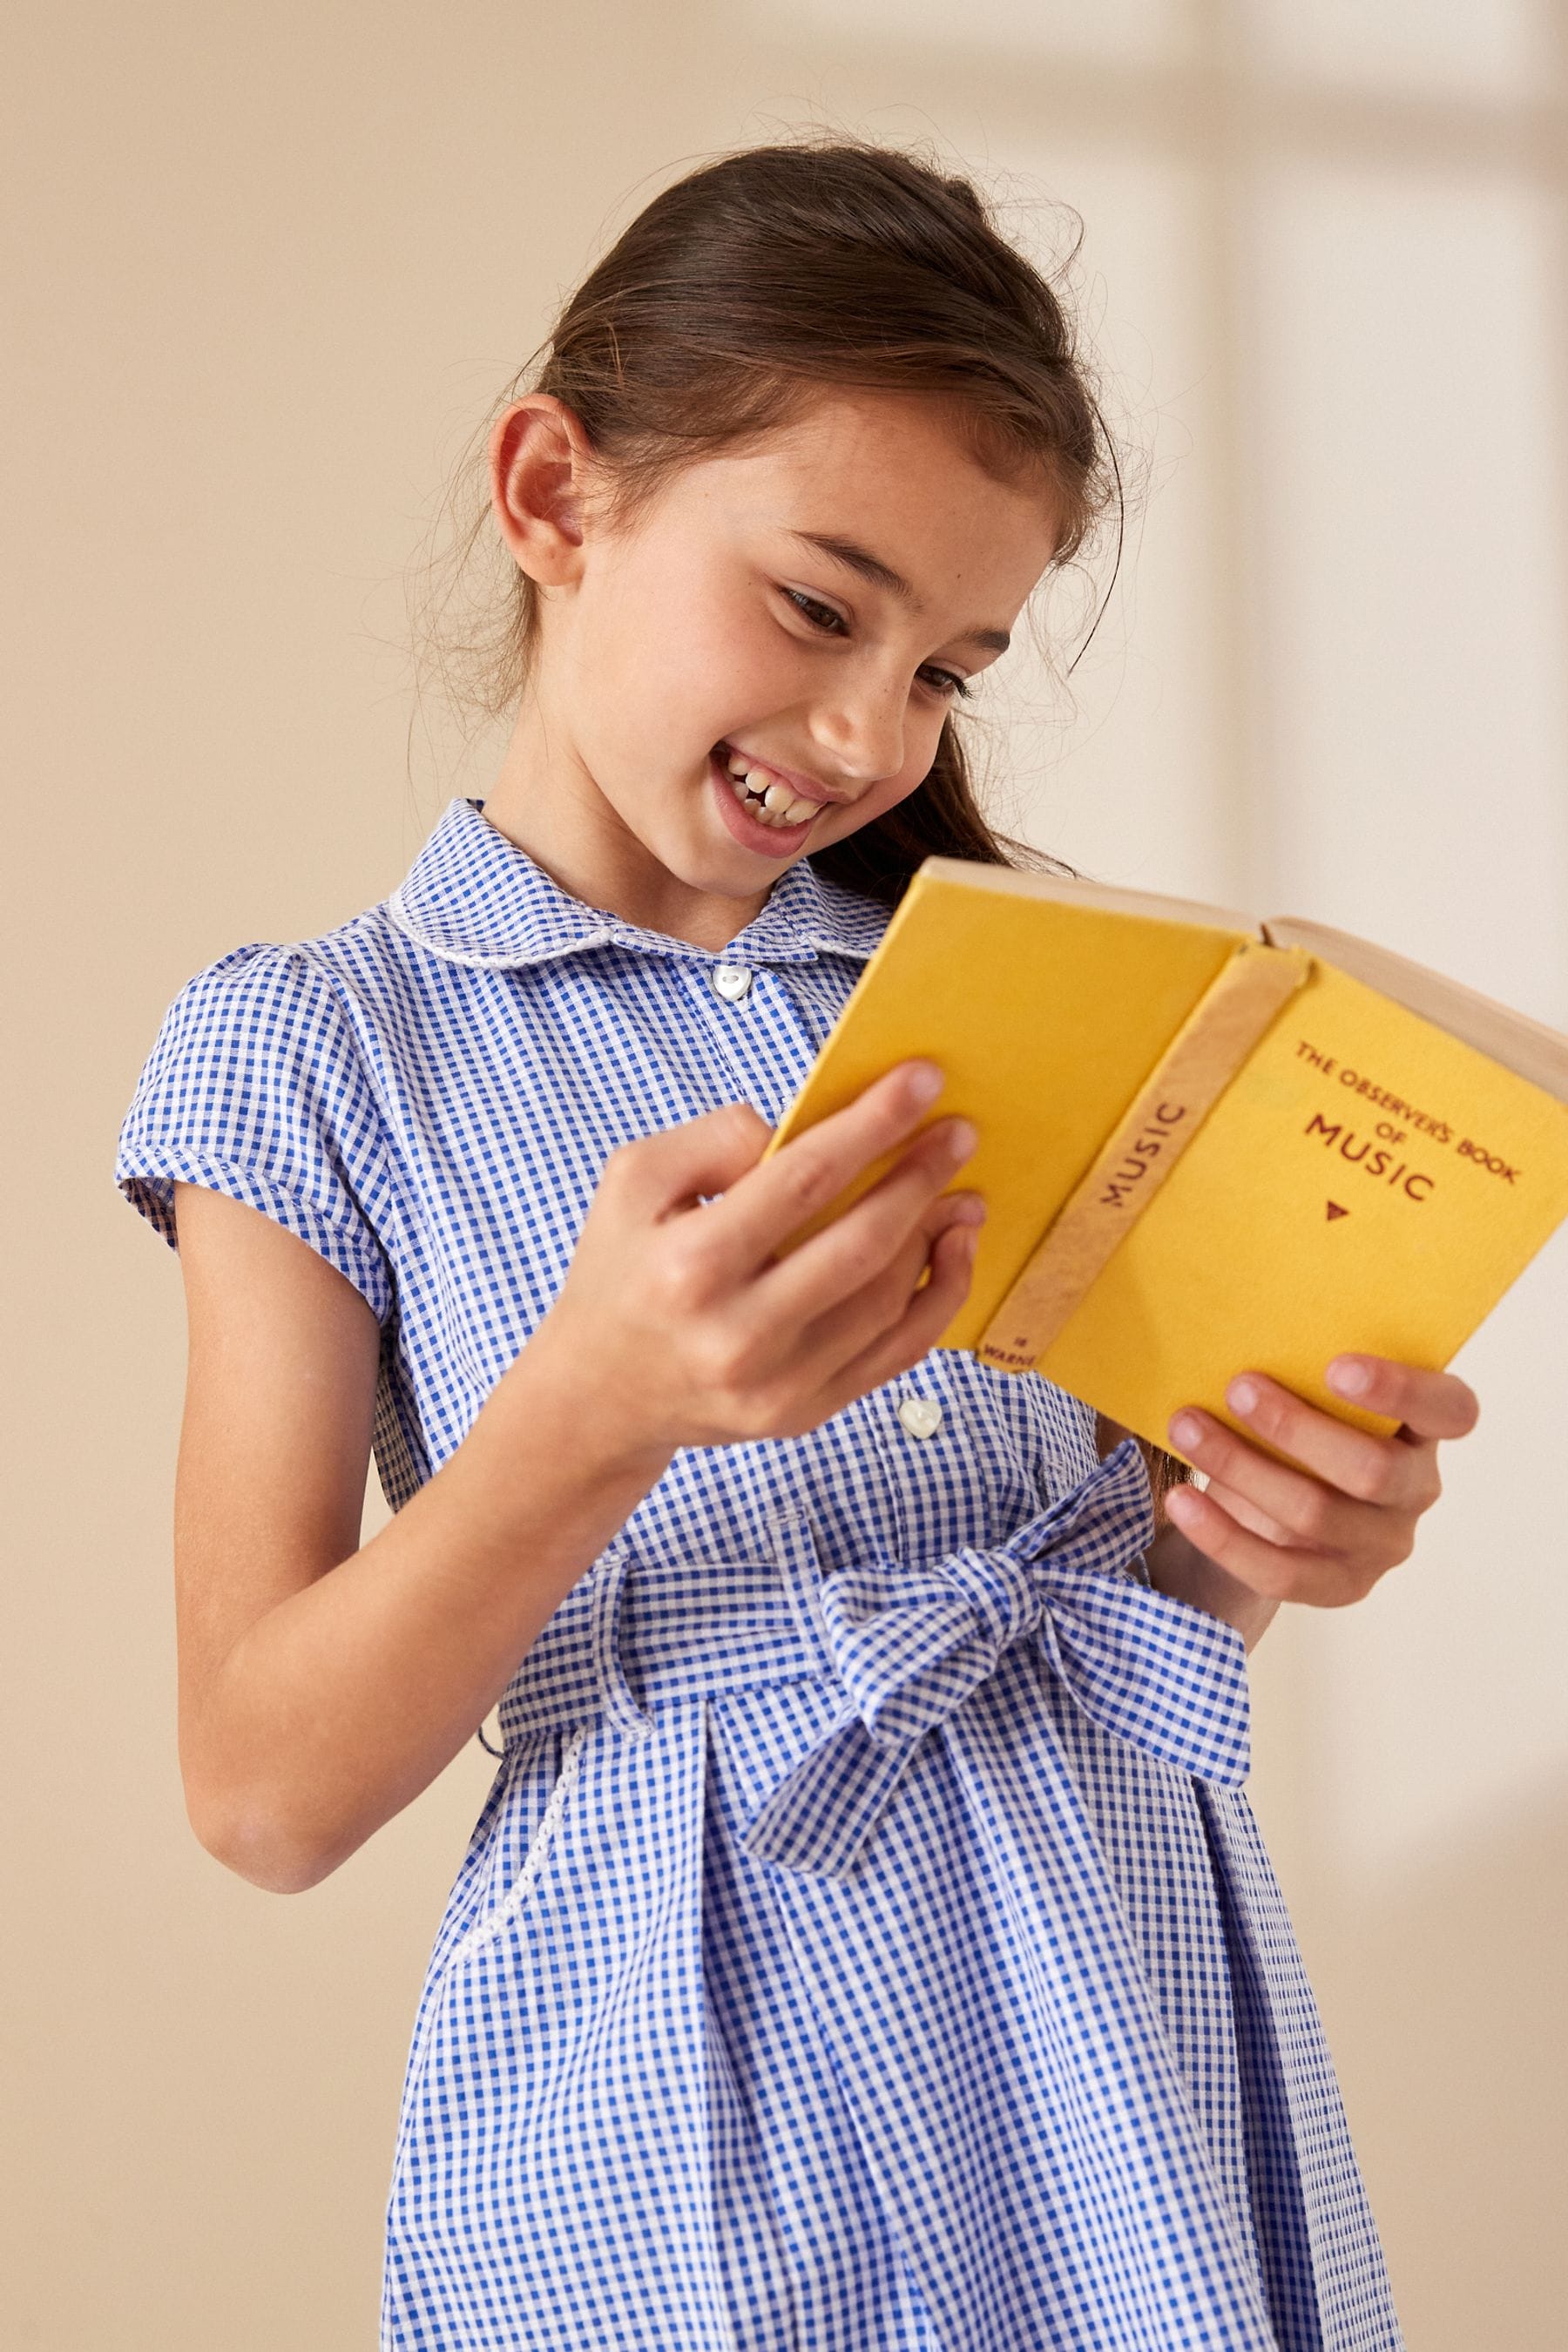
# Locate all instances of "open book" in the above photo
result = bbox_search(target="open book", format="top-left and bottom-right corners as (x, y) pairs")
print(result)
(759, 858), (1568, 1461)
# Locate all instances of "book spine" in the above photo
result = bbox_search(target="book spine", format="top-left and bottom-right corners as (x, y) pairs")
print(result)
(977, 943), (1312, 1371)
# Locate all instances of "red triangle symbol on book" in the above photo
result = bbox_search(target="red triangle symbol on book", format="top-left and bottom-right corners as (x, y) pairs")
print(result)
(1326, 1200), (1350, 1220)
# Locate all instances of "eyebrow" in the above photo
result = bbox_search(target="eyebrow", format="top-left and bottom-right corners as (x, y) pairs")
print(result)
(784, 530), (1011, 656)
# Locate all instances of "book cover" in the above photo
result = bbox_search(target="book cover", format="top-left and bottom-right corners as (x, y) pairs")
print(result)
(760, 860), (1568, 1463)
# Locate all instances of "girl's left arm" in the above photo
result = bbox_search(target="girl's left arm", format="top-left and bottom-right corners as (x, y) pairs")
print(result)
(1103, 1354), (1482, 1653)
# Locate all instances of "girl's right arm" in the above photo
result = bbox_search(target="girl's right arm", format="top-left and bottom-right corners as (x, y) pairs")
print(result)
(172, 1060), (983, 1893)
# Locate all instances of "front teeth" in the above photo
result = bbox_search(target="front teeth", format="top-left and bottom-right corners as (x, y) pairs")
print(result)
(723, 751), (818, 828)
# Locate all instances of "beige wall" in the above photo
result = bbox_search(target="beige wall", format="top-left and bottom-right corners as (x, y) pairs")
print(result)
(8, 3), (1565, 2344)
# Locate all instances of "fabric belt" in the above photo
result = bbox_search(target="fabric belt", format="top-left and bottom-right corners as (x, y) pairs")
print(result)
(497, 1437), (1251, 1881)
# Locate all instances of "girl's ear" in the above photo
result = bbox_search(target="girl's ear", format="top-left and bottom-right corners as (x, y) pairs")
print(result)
(489, 393), (594, 585)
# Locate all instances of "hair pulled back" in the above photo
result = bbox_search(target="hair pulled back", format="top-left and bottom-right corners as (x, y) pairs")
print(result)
(413, 132), (1120, 909)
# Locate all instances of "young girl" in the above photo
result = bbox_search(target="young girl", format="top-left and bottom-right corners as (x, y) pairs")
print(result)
(115, 138), (1477, 2352)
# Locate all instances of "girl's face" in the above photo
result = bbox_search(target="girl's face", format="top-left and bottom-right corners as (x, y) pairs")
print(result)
(487, 384), (1064, 942)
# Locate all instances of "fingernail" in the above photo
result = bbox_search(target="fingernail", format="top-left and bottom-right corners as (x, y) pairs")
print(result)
(907, 1063), (944, 1105)
(1227, 1377), (1260, 1416)
(1328, 1356), (1369, 1396)
(948, 1193), (987, 1226)
(945, 1118), (977, 1160)
(1169, 1411), (1204, 1452)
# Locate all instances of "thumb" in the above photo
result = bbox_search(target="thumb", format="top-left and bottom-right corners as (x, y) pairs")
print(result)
(610, 1100), (774, 1222)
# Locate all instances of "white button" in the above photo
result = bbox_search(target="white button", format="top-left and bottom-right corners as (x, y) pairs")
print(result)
(896, 1395), (943, 1440)
(713, 963), (753, 1001)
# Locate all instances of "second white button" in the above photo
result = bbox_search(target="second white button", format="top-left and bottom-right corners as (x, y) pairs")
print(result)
(896, 1395), (943, 1440)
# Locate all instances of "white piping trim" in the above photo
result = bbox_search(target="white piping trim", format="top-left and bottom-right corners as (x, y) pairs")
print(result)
(384, 889), (875, 972)
(447, 1725), (589, 1963)
(383, 888), (623, 973)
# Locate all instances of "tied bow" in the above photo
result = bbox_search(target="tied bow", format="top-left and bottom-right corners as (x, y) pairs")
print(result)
(744, 1438), (1250, 1880)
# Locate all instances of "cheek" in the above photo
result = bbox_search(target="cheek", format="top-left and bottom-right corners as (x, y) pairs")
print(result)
(699, 591), (805, 706)
(879, 708), (950, 795)
(600, 571), (789, 740)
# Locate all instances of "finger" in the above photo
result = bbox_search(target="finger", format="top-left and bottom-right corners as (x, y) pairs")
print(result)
(797, 1188), (979, 1379)
(1166, 1392), (1438, 1524)
(704, 1059), (963, 1281)
(1195, 1473), (1329, 1553)
(1174, 1375), (1439, 1513)
(1162, 1483), (1381, 1608)
(753, 1110), (980, 1329)
(1324, 1354), (1480, 1443)
(818, 1216), (982, 1413)
(1196, 1470), (1421, 1585)
(606, 1098), (776, 1223)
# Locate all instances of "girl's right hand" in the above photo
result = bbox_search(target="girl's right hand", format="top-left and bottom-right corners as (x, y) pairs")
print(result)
(534, 1058), (984, 1453)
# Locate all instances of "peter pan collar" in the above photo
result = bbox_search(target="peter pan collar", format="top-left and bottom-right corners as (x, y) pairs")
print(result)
(385, 795), (889, 971)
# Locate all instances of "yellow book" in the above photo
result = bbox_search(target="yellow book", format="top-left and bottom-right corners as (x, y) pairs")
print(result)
(759, 859), (1568, 1462)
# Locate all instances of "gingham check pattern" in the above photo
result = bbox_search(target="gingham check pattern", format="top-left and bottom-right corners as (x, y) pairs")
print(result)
(740, 1436), (1250, 1880)
(115, 794), (1402, 2351)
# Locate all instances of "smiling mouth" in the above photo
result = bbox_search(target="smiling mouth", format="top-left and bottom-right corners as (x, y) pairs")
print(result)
(714, 743), (824, 829)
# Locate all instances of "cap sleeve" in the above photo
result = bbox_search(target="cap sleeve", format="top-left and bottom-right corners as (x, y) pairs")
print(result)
(114, 943), (395, 1327)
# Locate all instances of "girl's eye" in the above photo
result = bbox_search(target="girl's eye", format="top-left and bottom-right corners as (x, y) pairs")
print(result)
(780, 588), (974, 703)
(782, 588), (847, 635)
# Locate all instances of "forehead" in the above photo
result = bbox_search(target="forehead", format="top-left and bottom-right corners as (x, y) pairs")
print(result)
(681, 387), (1061, 591)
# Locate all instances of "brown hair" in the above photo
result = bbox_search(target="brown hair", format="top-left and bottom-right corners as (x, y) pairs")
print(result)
(409, 132), (1122, 898)
(409, 130), (1187, 1508)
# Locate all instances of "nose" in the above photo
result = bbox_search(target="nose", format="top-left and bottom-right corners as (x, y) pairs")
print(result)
(807, 667), (908, 790)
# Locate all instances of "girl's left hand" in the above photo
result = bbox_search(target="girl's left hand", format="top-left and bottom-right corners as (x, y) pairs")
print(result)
(1155, 1353), (1481, 1618)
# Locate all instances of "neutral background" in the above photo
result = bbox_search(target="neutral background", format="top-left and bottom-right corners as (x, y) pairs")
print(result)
(6, 3), (1565, 2346)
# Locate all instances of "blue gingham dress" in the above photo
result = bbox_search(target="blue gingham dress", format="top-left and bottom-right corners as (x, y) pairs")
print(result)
(115, 794), (1402, 2352)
